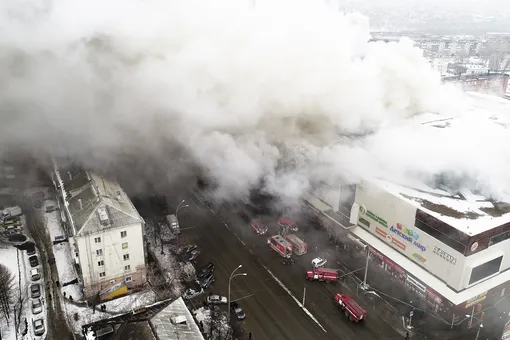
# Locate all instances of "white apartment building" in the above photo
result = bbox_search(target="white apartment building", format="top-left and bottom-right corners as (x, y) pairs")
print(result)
(53, 163), (146, 300)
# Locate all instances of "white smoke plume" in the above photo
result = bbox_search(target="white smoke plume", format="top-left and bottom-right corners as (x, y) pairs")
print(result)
(1, 0), (509, 202)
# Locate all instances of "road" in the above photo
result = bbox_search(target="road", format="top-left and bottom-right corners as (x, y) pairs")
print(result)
(164, 187), (402, 340)
(172, 199), (326, 340)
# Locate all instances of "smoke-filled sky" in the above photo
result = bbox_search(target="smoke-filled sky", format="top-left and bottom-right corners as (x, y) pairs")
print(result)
(1, 0), (510, 202)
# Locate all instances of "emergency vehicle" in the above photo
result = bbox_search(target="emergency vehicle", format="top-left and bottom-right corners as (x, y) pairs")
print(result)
(284, 234), (307, 255)
(306, 268), (338, 282)
(334, 294), (366, 323)
(251, 220), (268, 235)
(277, 217), (298, 232)
(267, 235), (293, 258)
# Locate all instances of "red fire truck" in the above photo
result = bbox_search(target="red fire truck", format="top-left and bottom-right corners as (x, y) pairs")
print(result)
(277, 217), (298, 232)
(285, 234), (307, 255)
(267, 235), (293, 258)
(306, 268), (338, 282)
(334, 294), (366, 323)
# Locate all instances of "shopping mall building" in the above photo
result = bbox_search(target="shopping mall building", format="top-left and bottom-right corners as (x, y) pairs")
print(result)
(302, 102), (510, 323)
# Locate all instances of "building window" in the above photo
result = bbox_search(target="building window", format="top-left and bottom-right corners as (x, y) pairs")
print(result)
(99, 272), (106, 278)
(121, 231), (127, 238)
(123, 254), (130, 261)
(489, 230), (510, 247)
(469, 256), (503, 285)
(124, 265), (131, 271)
(125, 276), (132, 283)
(94, 237), (101, 244)
(122, 242), (128, 249)
(98, 260), (104, 267)
(96, 249), (103, 256)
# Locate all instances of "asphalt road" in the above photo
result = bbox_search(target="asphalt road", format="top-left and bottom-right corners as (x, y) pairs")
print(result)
(173, 198), (326, 340)
(163, 187), (403, 340)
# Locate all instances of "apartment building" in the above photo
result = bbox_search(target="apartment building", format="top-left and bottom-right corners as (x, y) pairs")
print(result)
(53, 162), (146, 300)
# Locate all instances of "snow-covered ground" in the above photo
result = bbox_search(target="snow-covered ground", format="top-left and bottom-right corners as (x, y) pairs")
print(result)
(144, 219), (186, 296)
(64, 289), (157, 333)
(0, 245), (22, 340)
(43, 199), (83, 300)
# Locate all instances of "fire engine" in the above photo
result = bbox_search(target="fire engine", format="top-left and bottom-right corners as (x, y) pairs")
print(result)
(306, 268), (338, 283)
(284, 234), (307, 255)
(334, 294), (366, 323)
(267, 235), (293, 258)
(277, 217), (298, 232)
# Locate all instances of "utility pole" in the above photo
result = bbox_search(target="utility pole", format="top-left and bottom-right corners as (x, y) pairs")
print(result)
(302, 286), (307, 307)
(362, 247), (369, 290)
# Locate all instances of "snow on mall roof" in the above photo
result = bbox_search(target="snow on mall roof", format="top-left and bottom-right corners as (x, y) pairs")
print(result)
(374, 93), (510, 236)
(371, 178), (510, 236)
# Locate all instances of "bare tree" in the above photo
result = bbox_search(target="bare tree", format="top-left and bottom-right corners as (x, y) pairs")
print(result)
(0, 264), (15, 325)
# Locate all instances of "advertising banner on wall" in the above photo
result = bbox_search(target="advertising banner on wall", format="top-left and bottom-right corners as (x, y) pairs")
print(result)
(354, 182), (465, 288)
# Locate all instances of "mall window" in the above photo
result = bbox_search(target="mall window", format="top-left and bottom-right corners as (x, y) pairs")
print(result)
(489, 231), (510, 247)
(469, 256), (503, 285)
(358, 217), (370, 228)
(414, 217), (466, 253)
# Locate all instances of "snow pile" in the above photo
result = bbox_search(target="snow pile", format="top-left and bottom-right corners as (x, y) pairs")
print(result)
(193, 307), (230, 339)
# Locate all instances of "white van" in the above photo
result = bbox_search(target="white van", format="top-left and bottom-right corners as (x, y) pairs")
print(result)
(166, 214), (180, 235)
(31, 268), (41, 281)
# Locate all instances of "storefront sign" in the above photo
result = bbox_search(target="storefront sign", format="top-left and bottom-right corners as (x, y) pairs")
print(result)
(384, 257), (404, 274)
(470, 242), (479, 252)
(412, 253), (427, 264)
(433, 246), (457, 265)
(425, 288), (443, 305)
(363, 209), (388, 227)
(390, 224), (427, 252)
(369, 246), (384, 260)
(465, 291), (487, 308)
(376, 227), (406, 251)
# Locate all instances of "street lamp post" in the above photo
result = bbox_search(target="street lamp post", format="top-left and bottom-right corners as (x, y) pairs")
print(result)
(475, 323), (483, 340)
(227, 265), (248, 323)
(176, 199), (189, 219)
(362, 246), (369, 290)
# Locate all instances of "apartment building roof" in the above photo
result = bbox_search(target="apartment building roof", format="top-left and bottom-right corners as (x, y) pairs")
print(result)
(55, 163), (143, 236)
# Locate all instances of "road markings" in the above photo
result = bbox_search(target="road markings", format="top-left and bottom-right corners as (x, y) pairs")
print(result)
(263, 265), (327, 333)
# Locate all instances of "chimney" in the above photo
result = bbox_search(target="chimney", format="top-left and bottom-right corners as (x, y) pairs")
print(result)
(68, 171), (72, 181)
(78, 199), (83, 210)
(116, 191), (122, 201)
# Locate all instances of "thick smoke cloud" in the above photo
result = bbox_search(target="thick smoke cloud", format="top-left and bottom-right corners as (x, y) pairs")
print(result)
(1, 0), (509, 202)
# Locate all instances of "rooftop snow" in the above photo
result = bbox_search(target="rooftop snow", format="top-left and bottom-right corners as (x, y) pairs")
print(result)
(371, 178), (510, 236)
(151, 297), (205, 340)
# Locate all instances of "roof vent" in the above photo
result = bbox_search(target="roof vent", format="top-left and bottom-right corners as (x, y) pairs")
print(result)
(116, 191), (122, 201)
(171, 315), (187, 325)
(97, 206), (109, 226)
(68, 171), (73, 181)
(78, 199), (83, 210)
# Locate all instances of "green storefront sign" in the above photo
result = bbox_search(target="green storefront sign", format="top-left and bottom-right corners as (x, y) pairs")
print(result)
(365, 210), (388, 227)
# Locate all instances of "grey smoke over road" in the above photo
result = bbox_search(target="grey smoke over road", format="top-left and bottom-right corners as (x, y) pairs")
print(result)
(1, 0), (509, 201)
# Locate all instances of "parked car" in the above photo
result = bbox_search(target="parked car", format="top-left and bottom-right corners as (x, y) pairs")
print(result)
(26, 244), (36, 256)
(31, 268), (41, 281)
(250, 220), (268, 235)
(32, 298), (43, 314)
(183, 284), (204, 299)
(230, 302), (246, 320)
(33, 318), (45, 336)
(31, 284), (41, 298)
(179, 244), (198, 255)
(199, 273), (215, 289)
(312, 257), (327, 268)
(29, 255), (39, 268)
(198, 262), (215, 279)
(182, 249), (201, 262)
(205, 295), (227, 305)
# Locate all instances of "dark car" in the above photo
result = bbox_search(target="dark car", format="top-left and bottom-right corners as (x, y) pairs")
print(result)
(198, 262), (215, 280)
(29, 255), (39, 268)
(31, 284), (41, 298)
(230, 302), (246, 320)
(179, 244), (198, 255)
(199, 273), (215, 289)
(26, 243), (36, 256)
